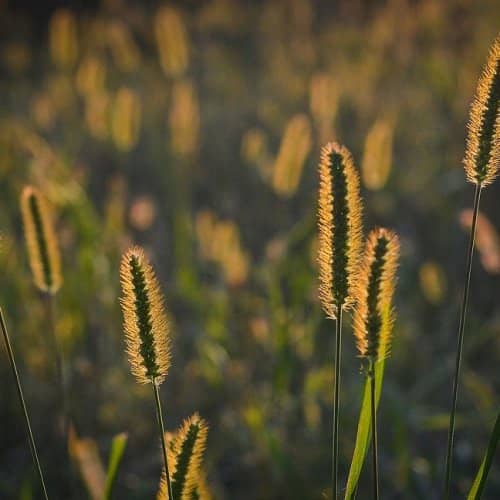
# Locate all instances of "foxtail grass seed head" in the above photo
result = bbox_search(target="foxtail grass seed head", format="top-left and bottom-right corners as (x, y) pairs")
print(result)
(20, 186), (62, 294)
(107, 21), (141, 73)
(155, 6), (189, 78)
(169, 79), (200, 157)
(111, 87), (141, 152)
(317, 142), (363, 318)
(464, 35), (500, 187)
(272, 114), (312, 197)
(49, 9), (78, 69)
(157, 413), (208, 500)
(120, 246), (171, 385)
(353, 228), (400, 362)
(362, 117), (394, 191)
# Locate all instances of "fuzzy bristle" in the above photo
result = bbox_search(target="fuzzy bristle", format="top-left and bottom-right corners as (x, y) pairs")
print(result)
(20, 186), (62, 294)
(353, 228), (400, 361)
(318, 142), (363, 319)
(119, 246), (171, 385)
(157, 413), (209, 500)
(464, 35), (500, 187)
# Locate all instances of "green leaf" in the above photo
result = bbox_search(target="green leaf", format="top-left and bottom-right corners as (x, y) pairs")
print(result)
(104, 433), (128, 500)
(467, 411), (500, 500)
(344, 360), (385, 500)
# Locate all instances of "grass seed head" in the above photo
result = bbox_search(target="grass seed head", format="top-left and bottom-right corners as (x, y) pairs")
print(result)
(353, 228), (400, 362)
(464, 35), (500, 187)
(20, 186), (62, 294)
(157, 413), (209, 500)
(318, 142), (363, 318)
(120, 246), (171, 385)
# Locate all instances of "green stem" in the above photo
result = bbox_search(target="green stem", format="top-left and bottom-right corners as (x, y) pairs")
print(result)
(153, 381), (174, 500)
(370, 362), (379, 500)
(443, 183), (482, 499)
(44, 293), (68, 437)
(0, 308), (49, 500)
(332, 308), (343, 499)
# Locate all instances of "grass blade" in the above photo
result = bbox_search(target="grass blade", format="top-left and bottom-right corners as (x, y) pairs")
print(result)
(104, 433), (128, 500)
(344, 360), (385, 500)
(467, 411), (500, 500)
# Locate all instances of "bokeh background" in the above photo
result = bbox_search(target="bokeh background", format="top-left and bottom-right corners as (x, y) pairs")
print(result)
(0, 0), (499, 498)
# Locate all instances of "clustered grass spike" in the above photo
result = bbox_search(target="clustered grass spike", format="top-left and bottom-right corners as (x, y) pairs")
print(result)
(353, 228), (400, 362)
(119, 246), (171, 385)
(157, 413), (209, 500)
(318, 142), (363, 319)
(20, 186), (62, 294)
(464, 35), (500, 187)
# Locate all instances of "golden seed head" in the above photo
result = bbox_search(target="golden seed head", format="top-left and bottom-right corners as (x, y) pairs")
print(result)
(154, 6), (189, 78)
(49, 9), (78, 69)
(272, 114), (312, 197)
(353, 228), (400, 362)
(119, 246), (171, 385)
(362, 117), (395, 191)
(111, 87), (142, 152)
(157, 413), (209, 500)
(169, 79), (200, 157)
(317, 142), (363, 319)
(464, 35), (500, 187)
(20, 186), (62, 294)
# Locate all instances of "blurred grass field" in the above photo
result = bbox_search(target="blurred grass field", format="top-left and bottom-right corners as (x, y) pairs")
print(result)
(0, 1), (499, 498)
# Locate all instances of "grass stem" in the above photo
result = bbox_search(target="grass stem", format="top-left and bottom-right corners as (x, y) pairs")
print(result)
(332, 308), (343, 499)
(44, 293), (68, 437)
(370, 362), (379, 500)
(153, 380), (174, 500)
(0, 308), (49, 500)
(443, 183), (482, 499)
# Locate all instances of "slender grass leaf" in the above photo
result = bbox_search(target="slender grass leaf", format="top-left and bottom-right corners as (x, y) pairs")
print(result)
(104, 433), (128, 500)
(344, 360), (385, 500)
(467, 411), (500, 500)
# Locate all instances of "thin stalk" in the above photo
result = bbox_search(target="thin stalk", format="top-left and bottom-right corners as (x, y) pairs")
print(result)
(0, 308), (49, 500)
(332, 307), (343, 499)
(370, 362), (379, 500)
(44, 293), (68, 437)
(153, 381), (174, 500)
(443, 183), (482, 499)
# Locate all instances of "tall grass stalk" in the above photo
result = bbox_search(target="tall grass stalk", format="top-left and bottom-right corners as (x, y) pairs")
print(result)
(443, 184), (481, 499)
(20, 186), (68, 437)
(119, 246), (173, 499)
(444, 34), (499, 499)
(0, 308), (49, 500)
(353, 228), (399, 500)
(369, 362), (379, 500)
(43, 293), (68, 436)
(153, 381), (174, 500)
(318, 142), (363, 498)
(332, 309), (342, 499)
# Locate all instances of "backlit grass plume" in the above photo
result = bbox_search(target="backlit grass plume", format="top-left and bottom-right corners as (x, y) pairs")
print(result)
(111, 87), (141, 152)
(353, 227), (400, 500)
(317, 141), (363, 499)
(21, 186), (62, 294)
(444, 34), (500, 499)
(272, 114), (312, 197)
(318, 142), (363, 318)
(353, 228), (400, 362)
(119, 246), (171, 385)
(157, 414), (209, 500)
(120, 245), (174, 499)
(463, 35), (500, 187)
